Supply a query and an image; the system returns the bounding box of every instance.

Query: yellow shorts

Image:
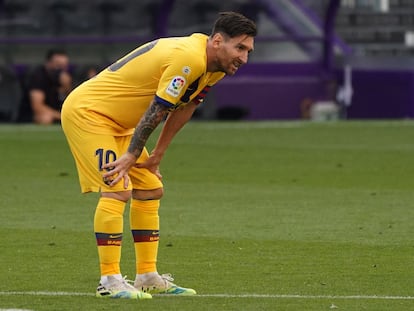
[61,116,163,193]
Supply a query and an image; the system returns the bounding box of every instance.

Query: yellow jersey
[62,33,225,135]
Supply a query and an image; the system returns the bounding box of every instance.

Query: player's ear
[211,32,224,48]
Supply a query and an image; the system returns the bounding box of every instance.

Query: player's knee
[132,188,164,200]
[101,190,132,202]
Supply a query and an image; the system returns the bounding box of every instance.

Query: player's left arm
[136,101,198,176]
[153,101,197,158]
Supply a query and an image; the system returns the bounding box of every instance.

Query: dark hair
[211,12,257,38]
[46,48,68,61]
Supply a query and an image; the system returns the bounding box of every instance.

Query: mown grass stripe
[0,291,413,300]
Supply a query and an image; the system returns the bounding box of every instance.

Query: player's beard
[215,58,240,76]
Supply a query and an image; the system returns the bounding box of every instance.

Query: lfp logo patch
[166,76,186,97]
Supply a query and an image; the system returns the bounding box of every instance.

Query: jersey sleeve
[155,49,204,109]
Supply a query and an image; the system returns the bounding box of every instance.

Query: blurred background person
[18,49,72,124]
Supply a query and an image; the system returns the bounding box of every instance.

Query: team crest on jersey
[182,66,191,75]
[166,76,186,97]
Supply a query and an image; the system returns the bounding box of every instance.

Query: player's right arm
[102,99,169,187]
[127,100,169,158]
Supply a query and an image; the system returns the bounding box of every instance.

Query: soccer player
[61,11,256,299]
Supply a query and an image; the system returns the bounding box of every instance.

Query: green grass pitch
[1,120,414,310]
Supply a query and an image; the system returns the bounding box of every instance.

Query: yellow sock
[94,197,126,276]
[130,199,160,274]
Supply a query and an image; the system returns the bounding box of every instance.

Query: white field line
[0,291,413,300]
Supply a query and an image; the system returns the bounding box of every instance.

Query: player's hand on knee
[135,155,162,180]
[102,152,136,187]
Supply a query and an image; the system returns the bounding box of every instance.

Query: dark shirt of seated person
[28,49,72,124]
